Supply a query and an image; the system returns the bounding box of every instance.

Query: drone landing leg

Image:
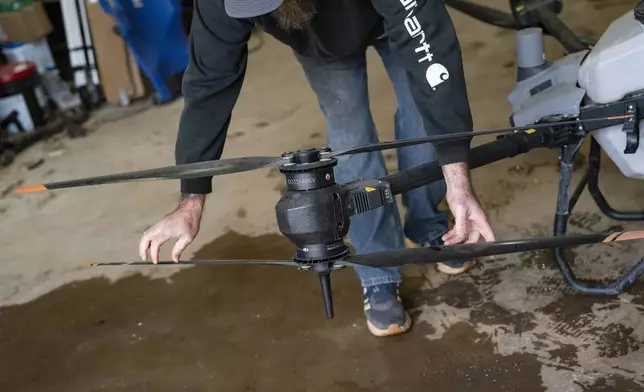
[553,139,644,295]
[587,138,644,221]
[318,270,334,319]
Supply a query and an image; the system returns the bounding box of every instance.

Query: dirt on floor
[1,231,644,392]
[2,0,644,391]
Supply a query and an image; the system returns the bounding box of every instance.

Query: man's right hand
[139,194,205,264]
[441,162,495,246]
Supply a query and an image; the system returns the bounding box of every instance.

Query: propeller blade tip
[15,184,47,194]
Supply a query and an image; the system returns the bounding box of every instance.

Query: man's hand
[441,163,495,245]
[139,194,205,264]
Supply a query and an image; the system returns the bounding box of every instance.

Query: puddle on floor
[0,231,555,392]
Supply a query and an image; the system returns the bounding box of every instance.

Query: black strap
[635,0,644,24]
[623,104,639,154]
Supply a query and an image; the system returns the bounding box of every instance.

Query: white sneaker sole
[436,260,474,275]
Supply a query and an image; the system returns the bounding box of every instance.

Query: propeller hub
[280,147,337,192]
[293,241,350,263]
[282,146,332,164]
[294,147,323,163]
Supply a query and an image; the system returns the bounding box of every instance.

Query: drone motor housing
[274,148,351,263]
[272,147,395,318]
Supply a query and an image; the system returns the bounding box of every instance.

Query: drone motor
[275,147,350,263]
[274,146,397,318]
[274,147,353,319]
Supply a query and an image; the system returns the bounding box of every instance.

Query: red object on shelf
[0,61,38,84]
[0,60,44,133]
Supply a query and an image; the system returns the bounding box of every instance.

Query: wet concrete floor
[1,0,644,390]
[1,232,643,392]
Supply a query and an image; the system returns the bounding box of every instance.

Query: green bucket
[0,0,35,13]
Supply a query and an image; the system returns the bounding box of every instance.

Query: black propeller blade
[86,259,300,267]
[15,156,288,193]
[84,229,644,320]
[15,115,631,194]
[86,230,644,269]
[341,230,644,268]
[327,115,633,158]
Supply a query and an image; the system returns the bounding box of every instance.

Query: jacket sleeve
[175,0,253,194]
[369,0,473,165]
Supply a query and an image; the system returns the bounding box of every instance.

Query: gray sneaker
[425,237,474,275]
[363,283,412,337]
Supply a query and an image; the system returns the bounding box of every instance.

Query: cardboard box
[85,1,147,104]
[0,1,53,43]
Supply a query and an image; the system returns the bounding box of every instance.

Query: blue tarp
[99,0,189,103]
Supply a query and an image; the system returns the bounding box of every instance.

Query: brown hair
[270,0,317,30]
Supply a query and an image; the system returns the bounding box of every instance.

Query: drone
[15,0,644,319]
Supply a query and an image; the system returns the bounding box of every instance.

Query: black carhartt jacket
[177,0,473,194]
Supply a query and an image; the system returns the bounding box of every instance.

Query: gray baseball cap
[225,0,284,18]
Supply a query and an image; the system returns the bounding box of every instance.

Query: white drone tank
[578,8,644,179]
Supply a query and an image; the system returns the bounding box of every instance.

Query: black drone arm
[381,123,571,195]
[444,0,592,53]
[379,97,639,196]
[331,126,558,239]
[344,179,395,216]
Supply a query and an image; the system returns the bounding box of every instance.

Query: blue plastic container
[98,0,189,103]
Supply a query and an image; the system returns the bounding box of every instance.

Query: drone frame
[381,92,644,294]
[78,100,644,318]
[426,0,644,295]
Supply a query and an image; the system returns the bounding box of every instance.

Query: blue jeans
[294,39,449,288]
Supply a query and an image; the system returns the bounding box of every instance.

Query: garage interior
[1,0,644,391]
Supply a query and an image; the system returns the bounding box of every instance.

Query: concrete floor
[1,0,644,390]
